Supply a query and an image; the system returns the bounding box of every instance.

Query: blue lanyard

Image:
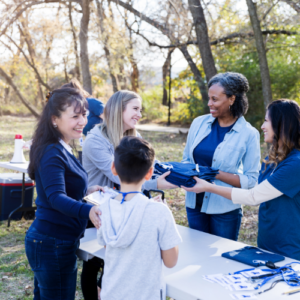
[118,191,143,204]
[233,262,300,289]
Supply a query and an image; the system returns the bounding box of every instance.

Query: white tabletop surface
[0,161,29,173]
[79,225,300,300]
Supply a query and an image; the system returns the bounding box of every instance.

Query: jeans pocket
[25,235,42,270]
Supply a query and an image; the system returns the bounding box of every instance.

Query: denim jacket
[182,114,261,214]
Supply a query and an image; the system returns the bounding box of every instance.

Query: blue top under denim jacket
[182,114,261,214]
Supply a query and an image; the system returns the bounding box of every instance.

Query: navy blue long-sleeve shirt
[33,143,93,241]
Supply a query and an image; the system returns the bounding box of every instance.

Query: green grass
[0,116,260,299]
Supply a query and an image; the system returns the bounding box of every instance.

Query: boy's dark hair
[114,136,155,184]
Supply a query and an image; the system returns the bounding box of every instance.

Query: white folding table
[0,162,36,226]
[78,225,300,300]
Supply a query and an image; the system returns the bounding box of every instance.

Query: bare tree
[68,1,81,80]
[109,0,209,103]
[79,0,92,94]
[0,67,40,118]
[246,0,273,108]
[162,49,174,106]
[95,0,119,92]
[188,0,217,81]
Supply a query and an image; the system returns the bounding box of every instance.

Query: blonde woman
[83,90,175,190]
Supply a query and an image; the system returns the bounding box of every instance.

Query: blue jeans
[186,206,242,241]
[25,225,79,300]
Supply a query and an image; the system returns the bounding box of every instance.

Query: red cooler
[0,173,34,221]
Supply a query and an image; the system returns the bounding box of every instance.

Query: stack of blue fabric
[154,161,219,188]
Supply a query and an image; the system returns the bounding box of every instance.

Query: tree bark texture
[246,0,273,108]
[0,67,40,118]
[188,0,217,81]
[162,49,174,106]
[69,1,81,80]
[79,0,92,94]
[95,0,119,93]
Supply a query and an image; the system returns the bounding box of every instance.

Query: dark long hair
[28,87,87,179]
[265,99,300,167]
[208,72,249,118]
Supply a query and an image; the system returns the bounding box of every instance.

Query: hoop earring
[229,105,231,111]
[53,124,57,128]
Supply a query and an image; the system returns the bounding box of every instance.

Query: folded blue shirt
[222,246,285,267]
[154,162,219,187]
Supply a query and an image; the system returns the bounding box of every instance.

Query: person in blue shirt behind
[61,79,105,136]
[182,72,261,241]
[26,87,103,300]
[183,99,300,260]
[83,97,104,136]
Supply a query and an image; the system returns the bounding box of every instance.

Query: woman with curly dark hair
[183,99,300,260]
[182,72,261,241]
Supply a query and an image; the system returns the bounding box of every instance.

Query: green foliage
[140,86,167,121]
[171,69,206,123]
[215,32,300,130]
[168,27,300,128]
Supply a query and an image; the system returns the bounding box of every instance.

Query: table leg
[7,173,26,227]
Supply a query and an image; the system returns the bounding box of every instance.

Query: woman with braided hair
[182,72,261,240]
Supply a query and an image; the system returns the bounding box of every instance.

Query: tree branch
[280,0,300,13]
[0,1,44,38]
[110,0,170,36]
[0,67,40,118]
[133,29,298,49]
[5,34,51,90]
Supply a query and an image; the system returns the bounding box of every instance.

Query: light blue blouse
[182,114,261,214]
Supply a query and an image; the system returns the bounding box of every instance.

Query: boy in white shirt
[97,136,182,300]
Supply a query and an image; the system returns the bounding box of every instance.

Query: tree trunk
[4,87,10,104]
[0,67,40,118]
[188,0,217,81]
[162,49,174,106]
[126,22,139,92]
[95,0,119,93]
[79,0,92,94]
[179,45,209,111]
[109,0,209,101]
[246,0,272,108]
[117,61,127,90]
[68,1,81,80]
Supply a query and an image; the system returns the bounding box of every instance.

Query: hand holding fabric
[157,171,178,190]
[181,177,212,193]
[155,162,219,188]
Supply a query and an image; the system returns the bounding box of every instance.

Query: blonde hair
[100,90,141,148]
